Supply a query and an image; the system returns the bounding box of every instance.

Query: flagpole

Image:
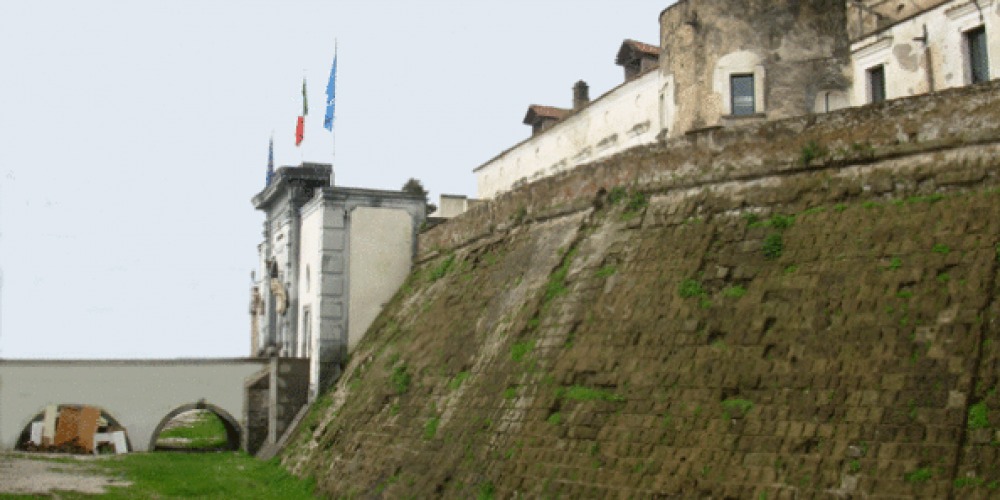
[331,40,337,185]
[301,69,306,166]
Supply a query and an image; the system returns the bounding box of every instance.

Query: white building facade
[251,164,425,399]
[850,0,999,105]
[474,41,666,200]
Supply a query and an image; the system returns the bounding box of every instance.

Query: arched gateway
[0,358,308,454]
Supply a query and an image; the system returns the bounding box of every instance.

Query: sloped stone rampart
[420,79,1000,260]
[282,81,1000,498]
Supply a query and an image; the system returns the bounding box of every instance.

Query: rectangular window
[967,26,989,84]
[867,65,886,104]
[730,74,755,116]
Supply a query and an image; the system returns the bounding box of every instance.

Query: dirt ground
[0,452,130,496]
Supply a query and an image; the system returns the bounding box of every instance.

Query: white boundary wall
[0,359,268,452]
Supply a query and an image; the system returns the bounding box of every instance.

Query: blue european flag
[323,49,337,131]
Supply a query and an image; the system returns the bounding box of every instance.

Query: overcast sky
[0,0,669,359]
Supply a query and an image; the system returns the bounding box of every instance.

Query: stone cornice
[252,164,333,210]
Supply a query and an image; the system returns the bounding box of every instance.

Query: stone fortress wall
[281,76,1000,498]
[474,0,1000,202]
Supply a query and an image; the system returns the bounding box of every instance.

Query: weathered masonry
[474,0,1000,200]
[250,163,425,400]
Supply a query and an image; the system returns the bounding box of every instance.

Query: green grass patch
[543,248,577,302]
[763,233,783,259]
[510,341,534,362]
[932,244,951,255]
[482,252,498,267]
[607,187,647,219]
[622,192,648,219]
[427,254,456,281]
[423,416,440,440]
[157,411,229,449]
[886,256,902,270]
[954,476,984,488]
[503,386,518,400]
[556,385,625,403]
[722,285,746,298]
[907,193,945,204]
[606,186,627,205]
[595,265,617,278]
[546,412,562,425]
[721,398,754,419]
[511,206,528,224]
[800,140,827,166]
[678,279,706,299]
[969,401,990,429]
[69,452,316,499]
[390,365,412,395]
[449,371,470,391]
[477,481,496,500]
[768,214,795,230]
[904,467,934,483]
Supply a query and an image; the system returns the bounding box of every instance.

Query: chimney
[573,80,590,110]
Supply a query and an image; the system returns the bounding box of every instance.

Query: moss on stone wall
[281,82,1000,498]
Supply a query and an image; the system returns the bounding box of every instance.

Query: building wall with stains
[850,0,1000,105]
[658,0,852,137]
[847,0,952,40]
[474,70,662,200]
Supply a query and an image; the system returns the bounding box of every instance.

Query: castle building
[248,0,997,401]
[474,0,998,200]
[250,163,425,399]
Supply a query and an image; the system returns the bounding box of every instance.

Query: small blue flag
[266,136,274,185]
[323,47,337,131]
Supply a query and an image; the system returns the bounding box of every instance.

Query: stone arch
[148,401,241,451]
[15,404,133,452]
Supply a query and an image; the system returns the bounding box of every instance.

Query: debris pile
[22,405,128,454]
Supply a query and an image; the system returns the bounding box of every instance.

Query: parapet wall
[421,79,1000,258]
[285,80,1000,498]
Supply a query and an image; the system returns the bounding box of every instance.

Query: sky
[0,0,670,359]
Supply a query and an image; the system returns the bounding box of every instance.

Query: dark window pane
[968,27,989,84]
[868,66,886,103]
[730,74,755,116]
